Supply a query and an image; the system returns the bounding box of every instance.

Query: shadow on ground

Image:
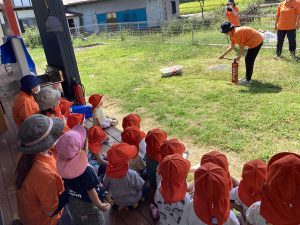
[239,80,282,94]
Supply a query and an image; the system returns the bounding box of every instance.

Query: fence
[69,14,285,48]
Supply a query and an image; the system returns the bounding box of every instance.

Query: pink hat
[56,125,88,179]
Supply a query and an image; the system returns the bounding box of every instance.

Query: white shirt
[179,201,240,225]
[230,186,249,213]
[246,201,268,225]
[154,188,191,225]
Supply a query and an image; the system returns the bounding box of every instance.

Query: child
[59,98,73,118]
[225,0,240,27]
[156,138,186,186]
[67,113,85,129]
[87,126,108,175]
[154,154,191,225]
[56,125,110,225]
[121,126,146,172]
[246,152,300,225]
[122,113,141,130]
[230,160,267,223]
[103,143,145,210]
[88,94,118,128]
[179,163,240,225]
[201,150,239,189]
[145,129,168,187]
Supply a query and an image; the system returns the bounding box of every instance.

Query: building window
[171,1,177,14]
[106,12,117,23]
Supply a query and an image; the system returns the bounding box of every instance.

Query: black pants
[276,29,296,56]
[245,42,263,81]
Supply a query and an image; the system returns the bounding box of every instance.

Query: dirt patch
[99,96,244,179]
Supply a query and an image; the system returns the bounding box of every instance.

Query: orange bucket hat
[145,128,168,163]
[121,126,145,150]
[122,114,141,130]
[87,126,107,154]
[158,154,190,203]
[194,162,231,225]
[260,153,300,225]
[106,143,138,178]
[238,159,267,207]
[88,94,103,112]
[200,151,233,189]
[160,138,186,163]
[67,113,85,129]
[59,98,73,117]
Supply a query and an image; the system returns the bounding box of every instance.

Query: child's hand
[99,203,111,212]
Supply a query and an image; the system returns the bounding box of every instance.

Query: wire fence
[69,14,290,48]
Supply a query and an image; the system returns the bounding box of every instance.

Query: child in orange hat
[67,113,85,129]
[145,128,168,187]
[87,126,108,175]
[122,113,141,130]
[230,160,267,223]
[246,152,300,225]
[88,94,118,128]
[59,98,73,118]
[121,126,146,173]
[154,154,191,224]
[179,163,239,225]
[156,138,187,186]
[103,143,146,210]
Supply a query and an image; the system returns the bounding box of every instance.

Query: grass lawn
[179,0,250,15]
[29,34,300,163]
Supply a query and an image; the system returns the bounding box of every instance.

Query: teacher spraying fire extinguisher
[219,22,264,86]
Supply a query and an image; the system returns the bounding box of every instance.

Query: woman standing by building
[274,0,300,59]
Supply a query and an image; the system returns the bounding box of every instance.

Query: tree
[197,0,205,18]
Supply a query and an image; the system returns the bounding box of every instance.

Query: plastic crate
[71,105,92,118]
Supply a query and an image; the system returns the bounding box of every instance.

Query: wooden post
[31,0,81,100]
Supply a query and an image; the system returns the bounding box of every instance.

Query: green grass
[179,0,250,15]
[29,33,300,162]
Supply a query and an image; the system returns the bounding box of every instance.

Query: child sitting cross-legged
[179,163,240,225]
[122,113,141,130]
[56,125,110,225]
[154,154,191,225]
[230,160,267,224]
[121,126,146,174]
[145,129,168,187]
[246,152,300,225]
[103,143,147,210]
[156,138,187,186]
[88,94,118,128]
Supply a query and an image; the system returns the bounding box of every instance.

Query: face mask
[32,85,41,94]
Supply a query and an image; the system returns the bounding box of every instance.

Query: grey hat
[18,114,64,154]
[35,87,61,111]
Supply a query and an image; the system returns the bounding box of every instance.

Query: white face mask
[32,85,41,94]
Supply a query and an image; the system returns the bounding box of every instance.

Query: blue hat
[20,75,40,93]
[228,0,235,3]
[220,22,234,33]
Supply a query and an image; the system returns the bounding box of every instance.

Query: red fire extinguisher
[72,79,86,105]
[231,59,238,85]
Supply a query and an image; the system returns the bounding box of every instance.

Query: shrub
[22,26,42,49]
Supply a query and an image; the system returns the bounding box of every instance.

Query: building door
[171,1,177,15]
[67,18,75,28]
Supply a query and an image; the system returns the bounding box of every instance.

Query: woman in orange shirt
[274,0,300,59]
[12,75,40,127]
[16,114,66,225]
[219,22,264,86]
[226,0,241,27]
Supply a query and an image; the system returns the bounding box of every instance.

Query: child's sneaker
[150,203,160,220]
[274,54,281,60]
